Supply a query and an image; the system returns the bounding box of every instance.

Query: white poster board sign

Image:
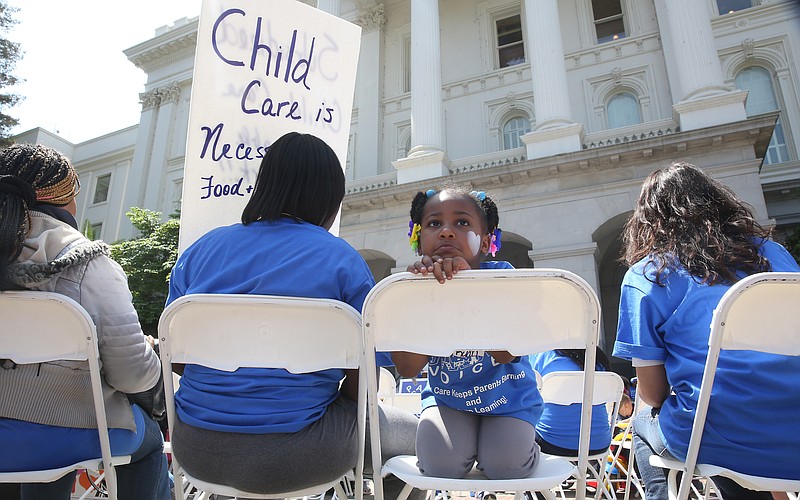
[178,0,361,252]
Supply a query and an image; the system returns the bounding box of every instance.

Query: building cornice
[124,17,199,74]
[341,113,779,214]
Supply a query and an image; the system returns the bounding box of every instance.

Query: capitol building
[15,0,800,368]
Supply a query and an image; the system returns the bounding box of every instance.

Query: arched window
[502,116,531,149]
[607,92,641,129]
[735,66,789,165]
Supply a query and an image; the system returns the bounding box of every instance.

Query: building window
[735,66,789,165]
[592,0,626,43]
[92,173,111,204]
[90,222,103,240]
[496,15,525,68]
[502,116,531,149]
[607,92,641,129]
[402,34,411,93]
[716,0,757,15]
[172,179,183,213]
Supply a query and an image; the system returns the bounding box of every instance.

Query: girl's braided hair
[409,183,499,233]
[408,182,501,255]
[0,143,80,289]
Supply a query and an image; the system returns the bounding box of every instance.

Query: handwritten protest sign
[178,0,361,252]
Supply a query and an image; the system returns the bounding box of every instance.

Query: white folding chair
[605,392,645,500]
[362,269,603,500]
[378,366,399,404]
[649,272,800,500]
[538,371,624,500]
[158,293,366,500]
[0,291,131,500]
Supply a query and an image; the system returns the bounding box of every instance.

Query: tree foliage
[109,208,179,334]
[786,227,800,265]
[0,1,22,146]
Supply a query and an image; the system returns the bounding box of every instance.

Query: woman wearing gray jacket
[0,143,170,499]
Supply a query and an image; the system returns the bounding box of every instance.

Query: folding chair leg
[535,489,559,500]
[333,481,349,500]
[395,483,415,500]
[666,469,680,500]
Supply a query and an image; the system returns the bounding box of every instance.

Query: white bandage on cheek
[467,231,481,255]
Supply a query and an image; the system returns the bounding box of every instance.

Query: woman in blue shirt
[613,162,800,500]
[168,132,418,495]
[529,349,613,457]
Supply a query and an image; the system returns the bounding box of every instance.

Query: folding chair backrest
[362,269,601,499]
[678,272,800,500]
[158,293,366,500]
[710,272,800,355]
[0,291,120,498]
[363,269,599,356]
[158,293,363,373]
[0,291,98,363]
[378,367,397,403]
[540,371,624,407]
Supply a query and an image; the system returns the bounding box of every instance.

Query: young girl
[395,184,543,480]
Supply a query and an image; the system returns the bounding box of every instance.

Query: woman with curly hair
[613,162,800,500]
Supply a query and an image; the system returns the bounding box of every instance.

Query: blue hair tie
[470,190,486,201]
[426,189,436,198]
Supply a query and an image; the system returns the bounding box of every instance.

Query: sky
[6,0,201,144]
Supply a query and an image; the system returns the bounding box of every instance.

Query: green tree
[786,227,800,265]
[109,208,180,334]
[0,1,23,146]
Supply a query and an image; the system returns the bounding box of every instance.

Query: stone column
[142,84,182,211]
[520,0,584,160]
[655,0,746,131]
[353,5,385,179]
[393,0,449,184]
[316,0,340,16]
[119,88,160,240]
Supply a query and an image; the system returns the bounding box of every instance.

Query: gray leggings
[173,396,418,495]
[416,404,539,479]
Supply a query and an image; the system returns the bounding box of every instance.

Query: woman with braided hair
[396,183,544,480]
[0,143,170,499]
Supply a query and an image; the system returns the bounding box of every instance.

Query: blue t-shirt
[167,219,375,434]
[613,239,800,479]
[420,261,544,426]
[529,350,611,452]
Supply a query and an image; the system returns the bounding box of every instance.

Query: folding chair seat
[158,293,366,500]
[0,291,131,500]
[362,269,604,500]
[648,272,800,500]
[538,371,624,500]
